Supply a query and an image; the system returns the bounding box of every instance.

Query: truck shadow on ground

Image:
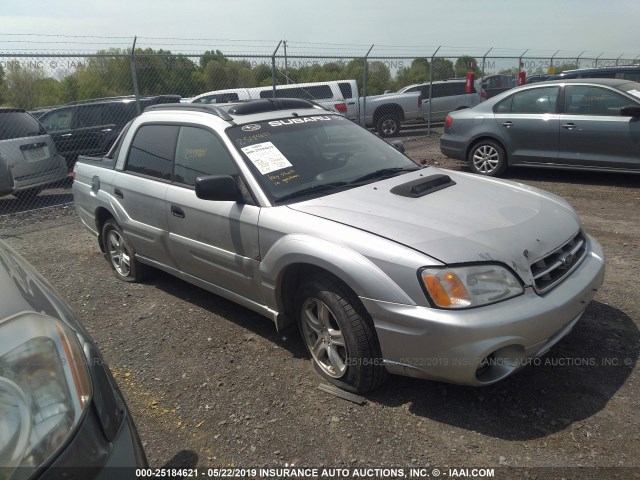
[148,271,637,442]
[368,301,638,441]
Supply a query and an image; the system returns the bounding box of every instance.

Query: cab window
[173,127,238,186]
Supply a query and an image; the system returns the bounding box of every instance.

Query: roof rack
[144,103,234,121]
[145,98,323,121]
[227,98,322,115]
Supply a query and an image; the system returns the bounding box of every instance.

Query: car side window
[508,87,559,114]
[173,126,238,186]
[76,105,103,128]
[431,84,447,98]
[494,95,513,113]
[565,85,631,116]
[126,124,179,180]
[41,108,74,131]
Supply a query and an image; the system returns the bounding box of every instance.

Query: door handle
[501,121,513,128]
[562,123,576,130]
[347,102,356,105]
[101,128,113,133]
[171,206,185,218]
[61,133,72,137]
[114,188,123,199]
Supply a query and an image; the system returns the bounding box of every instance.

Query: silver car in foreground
[0,108,68,199]
[73,99,605,393]
[440,78,640,176]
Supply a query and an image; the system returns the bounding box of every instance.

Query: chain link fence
[1,43,638,217]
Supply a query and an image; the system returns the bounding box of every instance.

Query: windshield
[227,115,419,203]
[618,81,640,100]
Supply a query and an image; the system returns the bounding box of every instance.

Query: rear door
[492,85,561,165]
[558,84,640,170]
[165,125,261,301]
[117,123,177,266]
[338,81,359,120]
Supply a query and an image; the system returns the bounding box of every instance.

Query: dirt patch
[2,133,639,476]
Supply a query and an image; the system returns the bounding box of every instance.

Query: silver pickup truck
[73,99,605,393]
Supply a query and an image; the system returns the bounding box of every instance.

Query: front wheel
[295,275,387,393]
[102,219,151,282]
[468,140,507,176]
[376,114,401,137]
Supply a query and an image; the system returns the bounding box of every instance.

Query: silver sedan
[440,78,640,176]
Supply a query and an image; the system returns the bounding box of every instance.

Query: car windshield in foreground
[227,114,420,204]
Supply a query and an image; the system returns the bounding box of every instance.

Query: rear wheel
[376,114,401,137]
[468,140,507,176]
[295,274,387,393]
[102,219,151,282]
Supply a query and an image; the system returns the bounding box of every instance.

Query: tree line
[0,48,503,110]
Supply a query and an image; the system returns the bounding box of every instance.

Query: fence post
[518,49,528,76]
[130,36,141,115]
[616,53,623,66]
[550,50,559,73]
[576,51,585,69]
[361,44,374,128]
[595,53,603,68]
[427,45,441,137]
[271,40,282,97]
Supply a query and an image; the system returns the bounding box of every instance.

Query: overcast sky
[1,0,638,60]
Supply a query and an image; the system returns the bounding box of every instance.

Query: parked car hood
[287,168,581,284]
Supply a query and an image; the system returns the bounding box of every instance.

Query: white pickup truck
[190,80,423,137]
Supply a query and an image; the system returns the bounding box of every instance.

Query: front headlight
[0,312,92,478]
[420,264,524,309]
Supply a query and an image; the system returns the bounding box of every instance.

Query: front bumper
[362,235,605,386]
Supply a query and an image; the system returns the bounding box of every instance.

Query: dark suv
[38,95,180,169]
[548,65,640,82]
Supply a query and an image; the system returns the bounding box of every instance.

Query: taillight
[418,95,423,108]
[481,90,488,99]
[71,171,76,182]
[444,116,454,129]
[334,102,347,113]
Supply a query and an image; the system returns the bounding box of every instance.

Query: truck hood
[287,168,581,284]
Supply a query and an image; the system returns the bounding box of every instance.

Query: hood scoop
[390,174,456,198]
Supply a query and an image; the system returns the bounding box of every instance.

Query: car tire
[376,114,401,137]
[295,274,387,393]
[102,219,151,282]
[468,140,507,176]
[12,187,43,202]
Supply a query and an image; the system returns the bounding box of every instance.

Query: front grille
[531,231,588,294]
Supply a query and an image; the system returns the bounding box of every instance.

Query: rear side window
[259,85,333,100]
[0,111,46,140]
[565,85,630,115]
[496,86,559,114]
[126,124,179,180]
[76,105,103,128]
[174,126,238,186]
[338,82,353,99]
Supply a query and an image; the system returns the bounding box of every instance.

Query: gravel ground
[2,131,639,479]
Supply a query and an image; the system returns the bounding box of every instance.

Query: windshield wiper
[348,166,420,185]
[275,182,349,204]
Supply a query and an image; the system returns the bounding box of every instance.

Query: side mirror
[195,175,240,202]
[620,105,640,117]
[390,140,405,153]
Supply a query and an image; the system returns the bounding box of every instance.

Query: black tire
[13,187,43,202]
[468,139,507,176]
[375,114,401,137]
[101,219,151,282]
[294,274,387,393]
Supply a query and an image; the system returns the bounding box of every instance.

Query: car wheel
[102,219,150,282]
[468,140,507,176]
[12,187,43,202]
[295,274,387,393]
[376,114,401,137]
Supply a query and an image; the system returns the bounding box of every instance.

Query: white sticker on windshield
[241,141,293,175]
[627,89,640,99]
